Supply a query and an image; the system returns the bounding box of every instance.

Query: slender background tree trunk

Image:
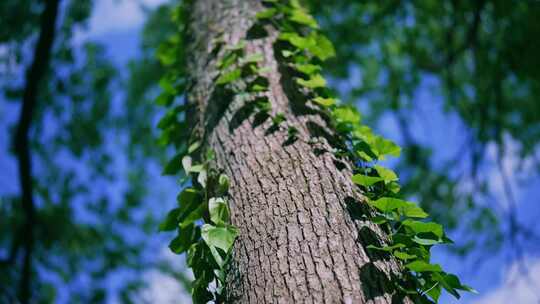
[14,0,61,302]
[185,0,411,302]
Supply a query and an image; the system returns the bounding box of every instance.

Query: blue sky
[2,0,540,303]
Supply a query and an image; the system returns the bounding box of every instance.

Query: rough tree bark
[185,1,411,303]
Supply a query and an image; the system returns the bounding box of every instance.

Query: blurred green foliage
[0,1,186,302]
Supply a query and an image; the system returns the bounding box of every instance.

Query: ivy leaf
[371,215,388,224]
[207,243,225,268]
[425,282,442,302]
[177,188,203,222]
[333,107,361,125]
[402,205,429,219]
[162,153,183,175]
[155,91,173,107]
[247,77,269,92]
[402,219,444,238]
[281,50,296,58]
[182,156,192,173]
[182,156,204,173]
[436,273,477,294]
[180,204,206,228]
[278,32,309,50]
[241,53,264,65]
[288,8,319,28]
[169,224,200,254]
[218,52,238,69]
[272,113,286,125]
[373,165,398,183]
[371,136,401,159]
[209,197,230,225]
[157,105,186,130]
[197,169,207,188]
[388,182,401,194]
[206,148,215,161]
[312,97,336,107]
[393,251,417,261]
[296,74,326,88]
[255,96,271,112]
[366,243,405,252]
[309,33,335,61]
[287,126,299,140]
[295,63,321,75]
[351,174,383,186]
[405,261,443,273]
[159,208,181,231]
[254,66,272,75]
[226,40,246,51]
[370,197,429,218]
[188,141,201,154]
[218,174,230,194]
[255,8,277,20]
[216,68,242,85]
[412,236,443,246]
[201,224,238,252]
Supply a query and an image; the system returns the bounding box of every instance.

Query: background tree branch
[14,0,61,302]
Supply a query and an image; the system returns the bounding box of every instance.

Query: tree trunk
[185,1,410,303]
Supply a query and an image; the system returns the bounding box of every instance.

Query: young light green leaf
[278,32,309,50]
[241,53,264,65]
[351,174,383,186]
[288,8,319,28]
[197,169,207,188]
[312,97,336,107]
[388,181,401,194]
[373,165,398,183]
[216,68,242,85]
[296,74,326,88]
[402,219,444,238]
[412,236,444,246]
[295,63,321,75]
[226,40,246,51]
[208,197,230,225]
[372,136,401,159]
[366,243,405,252]
[188,141,201,154]
[309,33,335,61]
[405,261,443,273]
[201,224,238,252]
[218,52,238,69]
[255,8,277,20]
[255,66,272,75]
[218,174,230,194]
[370,197,428,218]
[393,251,417,261]
[281,50,295,58]
[333,106,361,124]
[182,156,192,173]
[182,156,204,173]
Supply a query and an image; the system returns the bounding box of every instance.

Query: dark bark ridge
[13,0,61,303]
[185,1,409,303]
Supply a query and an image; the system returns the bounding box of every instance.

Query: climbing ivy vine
[258,0,476,302]
[156,0,475,303]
